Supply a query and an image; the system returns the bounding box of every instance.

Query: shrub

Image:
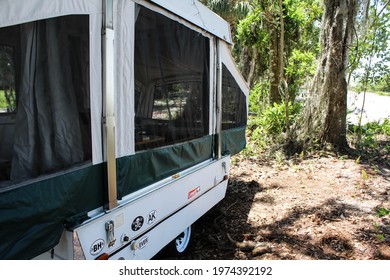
[247,101,302,151]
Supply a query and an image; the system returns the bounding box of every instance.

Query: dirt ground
[181,153,390,260]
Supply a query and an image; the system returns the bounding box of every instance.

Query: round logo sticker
[131,216,144,231]
[90,239,105,256]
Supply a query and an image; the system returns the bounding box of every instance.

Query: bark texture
[301,0,357,148]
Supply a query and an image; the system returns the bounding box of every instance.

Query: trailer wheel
[167,225,193,257]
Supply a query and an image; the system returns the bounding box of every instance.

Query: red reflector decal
[188,186,201,199]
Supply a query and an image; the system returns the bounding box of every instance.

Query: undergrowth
[245,101,302,155]
[241,105,389,166]
[347,119,390,163]
[240,82,389,166]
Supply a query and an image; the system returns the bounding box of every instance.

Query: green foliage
[248,80,269,114]
[348,0,390,91]
[286,50,316,78]
[351,120,390,148]
[283,0,322,49]
[348,119,390,159]
[235,0,321,99]
[247,100,302,150]
[233,1,254,18]
[247,76,303,154]
[362,119,390,136]
[368,72,390,93]
[201,0,253,26]
[236,8,269,48]
[376,208,390,217]
[377,233,385,242]
[282,0,321,99]
[285,49,316,94]
[373,222,386,242]
[0,90,6,108]
[0,45,16,112]
[261,102,301,135]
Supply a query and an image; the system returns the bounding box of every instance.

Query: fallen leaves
[186,154,390,260]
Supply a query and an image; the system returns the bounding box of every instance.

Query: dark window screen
[222,64,247,130]
[134,6,210,151]
[0,16,91,184]
[0,45,16,114]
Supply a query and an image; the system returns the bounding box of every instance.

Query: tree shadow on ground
[176,175,390,260]
[250,198,371,260]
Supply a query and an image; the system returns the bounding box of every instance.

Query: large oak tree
[300,0,358,148]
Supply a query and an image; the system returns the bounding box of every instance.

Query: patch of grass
[377,233,385,242]
[374,91,390,97]
[376,208,390,218]
[347,119,390,161]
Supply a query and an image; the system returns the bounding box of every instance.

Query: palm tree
[200,0,253,27]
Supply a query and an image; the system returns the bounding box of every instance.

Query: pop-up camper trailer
[0,0,248,260]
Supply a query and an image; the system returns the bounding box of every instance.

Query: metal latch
[105,220,116,247]
[222,161,227,173]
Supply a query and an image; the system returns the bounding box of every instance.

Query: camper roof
[147,0,232,44]
[0,0,232,44]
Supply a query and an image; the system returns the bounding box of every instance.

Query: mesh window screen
[222,64,247,130]
[134,6,210,151]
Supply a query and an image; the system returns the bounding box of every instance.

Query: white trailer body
[0,0,249,260]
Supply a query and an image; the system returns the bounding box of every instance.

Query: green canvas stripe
[0,128,245,260]
[117,135,213,198]
[0,164,105,259]
[222,126,247,156]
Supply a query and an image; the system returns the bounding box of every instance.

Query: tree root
[226,233,272,256]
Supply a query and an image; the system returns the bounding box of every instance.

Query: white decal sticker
[138,236,149,249]
[188,186,201,199]
[90,239,105,256]
[147,210,157,225]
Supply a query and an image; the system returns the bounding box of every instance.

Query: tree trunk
[239,46,260,88]
[278,0,289,137]
[300,0,357,148]
[247,47,258,87]
[269,24,282,105]
[239,46,252,83]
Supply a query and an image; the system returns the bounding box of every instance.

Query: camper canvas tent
[0,0,248,260]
